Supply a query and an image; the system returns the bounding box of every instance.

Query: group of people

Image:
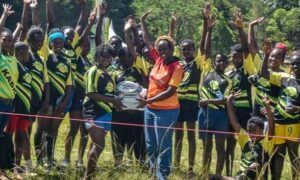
[0,1,299,180]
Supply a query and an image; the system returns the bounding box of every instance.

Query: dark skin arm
[19,0,31,41]
[42,83,50,112]
[75,0,88,35]
[141,9,154,50]
[137,86,178,108]
[95,2,106,47]
[46,0,55,34]
[199,98,227,107]
[124,18,137,61]
[86,93,124,111]
[0,4,14,36]
[78,8,97,45]
[226,92,241,132]
[200,2,210,55]
[204,14,217,60]
[168,13,177,40]
[248,17,264,57]
[260,47,270,79]
[131,20,142,55]
[30,0,40,26]
[56,85,73,115]
[262,97,275,139]
[232,12,249,58]
[12,23,23,42]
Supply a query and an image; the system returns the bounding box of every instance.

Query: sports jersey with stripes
[0,54,18,100]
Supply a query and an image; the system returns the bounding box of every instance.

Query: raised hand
[23,0,32,4]
[88,8,97,24]
[124,18,136,33]
[2,4,15,17]
[98,2,107,16]
[207,14,217,28]
[171,13,177,27]
[250,17,264,26]
[231,11,243,29]
[141,9,152,22]
[79,0,87,4]
[262,38,272,55]
[16,22,24,30]
[202,2,211,19]
[30,0,38,9]
[262,96,271,110]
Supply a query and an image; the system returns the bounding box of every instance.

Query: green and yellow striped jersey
[0,54,18,100]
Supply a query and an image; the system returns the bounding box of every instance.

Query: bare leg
[215,135,226,175]
[186,121,196,173]
[174,121,184,167]
[286,140,299,179]
[270,144,286,180]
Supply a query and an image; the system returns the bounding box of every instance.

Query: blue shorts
[198,107,229,139]
[85,113,112,131]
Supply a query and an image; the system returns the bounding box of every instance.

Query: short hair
[109,35,123,43]
[27,26,44,43]
[2,28,12,36]
[155,35,175,51]
[94,44,114,61]
[291,50,300,57]
[247,116,265,130]
[215,53,228,62]
[49,28,63,36]
[180,39,195,49]
[117,47,132,57]
[14,42,29,52]
[62,26,74,32]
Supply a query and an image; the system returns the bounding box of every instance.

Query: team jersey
[236,129,274,173]
[0,54,18,100]
[73,56,92,102]
[14,62,32,114]
[200,57,232,109]
[62,46,78,75]
[226,55,255,121]
[26,51,49,107]
[111,66,144,87]
[83,65,115,119]
[46,52,73,105]
[133,56,153,76]
[269,73,300,124]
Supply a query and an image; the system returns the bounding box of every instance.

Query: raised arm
[200,2,210,54]
[262,97,274,139]
[260,39,271,79]
[124,18,137,60]
[141,9,154,50]
[19,0,31,41]
[30,0,40,26]
[75,0,88,35]
[248,17,264,57]
[131,21,142,55]
[204,14,217,60]
[168,13,177,40]
[232,12,249,58]
[46,0,55,34]
[95,2,106,46]
[227,92,242,132]
[13,23,23,42]
[80,8,96,41]
[0,4,14,35]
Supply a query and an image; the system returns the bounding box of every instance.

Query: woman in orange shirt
[138,10,183,180]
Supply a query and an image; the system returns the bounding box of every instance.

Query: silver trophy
[117,81,146,110]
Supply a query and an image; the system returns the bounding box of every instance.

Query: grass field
[14,117,297,179]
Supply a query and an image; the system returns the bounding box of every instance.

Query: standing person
[198,13,232,176]
[63,7,97,168]
[83,44,124,179]
[5,42,31,180]
[260,50,300,180]
[0,4,19,179]
[225,12,257,176]
[174,4,210,176]
[139,10,184,180]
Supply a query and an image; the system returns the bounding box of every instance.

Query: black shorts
[70,99,83,112]
[177,108,198,122]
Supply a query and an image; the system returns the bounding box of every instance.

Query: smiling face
[180,41,195,62]
[109,37,122,52]
[63,28,75,46]
[51,38,64,54]
[80,39,91,57]
[290,53,300,78]
[268,48,284,69]
[231,51,243,69]
[29,33,44,52]
[157,40,173,60]
[0,31,13,54]
[214,54,228,73]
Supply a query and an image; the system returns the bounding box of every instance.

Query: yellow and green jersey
[26,51,49,107]
[46,52,73,106]
[83,65,115,119]
[269,73,300,124]
[14,62,32,113]
[236,129,274,174]
[199,57,232,109]
[0,54,18,100]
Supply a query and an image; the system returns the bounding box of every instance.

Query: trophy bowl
[117,81,144,110]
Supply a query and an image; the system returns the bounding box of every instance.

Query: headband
[49,32,65,43]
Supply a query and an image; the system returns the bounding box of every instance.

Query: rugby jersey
[0,54,18,100]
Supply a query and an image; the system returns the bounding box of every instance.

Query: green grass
[15,118,297,179]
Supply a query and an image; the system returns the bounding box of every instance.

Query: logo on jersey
[283,87,298,98]
[23,73,32,84]
[125,76,136,82]
[209,80,220,91]
[33,61,43,72]
[106,82,114,93]
[57,63,68,73]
